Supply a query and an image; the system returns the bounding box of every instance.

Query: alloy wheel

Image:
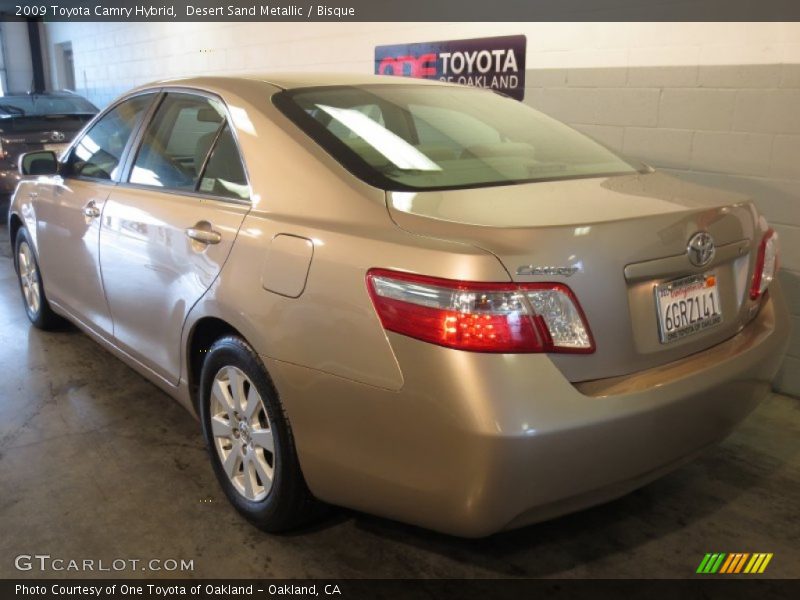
[18,241,41,316]
[209,365,275,501]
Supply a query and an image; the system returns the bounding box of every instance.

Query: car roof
[145,72,458,93]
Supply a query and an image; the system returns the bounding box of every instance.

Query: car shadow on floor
[0,225,11,259]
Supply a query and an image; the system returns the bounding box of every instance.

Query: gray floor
[0,224,798,580]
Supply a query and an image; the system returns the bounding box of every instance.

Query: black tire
[199,335,316,532]
[14,227,65,330]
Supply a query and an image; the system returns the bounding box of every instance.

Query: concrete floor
[0,224,798,580]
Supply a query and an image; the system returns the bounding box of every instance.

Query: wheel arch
[9,213,23,266]
[186,315,249,414]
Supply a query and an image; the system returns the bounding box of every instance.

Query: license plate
[655,272,722,343]
[44,143,69,155]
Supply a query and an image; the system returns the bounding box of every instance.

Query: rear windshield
[274,84,638,191]
[0,95,97,117]
[0,115,93,133]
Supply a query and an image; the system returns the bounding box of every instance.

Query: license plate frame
[654,271,722,344]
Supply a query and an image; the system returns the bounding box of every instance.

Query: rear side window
[197,125,249,200]
[65,93,153,180]
[129,93,225,191]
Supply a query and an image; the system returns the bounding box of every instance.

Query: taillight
[750,229,779,300]
[366,269,594,353]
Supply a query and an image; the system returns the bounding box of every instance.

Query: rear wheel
[199,335,316,531]
[15,228,64,330]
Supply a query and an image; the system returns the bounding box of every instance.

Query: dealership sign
[375,35,526,100]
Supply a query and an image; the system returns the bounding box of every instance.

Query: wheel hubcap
[18,242,40,315]
[210,366,275,501]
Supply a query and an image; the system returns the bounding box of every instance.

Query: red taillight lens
[750,229,779,300]
[366,269,595,353]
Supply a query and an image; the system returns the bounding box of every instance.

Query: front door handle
[186,226,222,245]
[83,202,101,218]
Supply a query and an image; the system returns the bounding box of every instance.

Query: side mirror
[18,150,59,176]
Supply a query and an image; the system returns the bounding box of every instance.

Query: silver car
[8,74,789,537]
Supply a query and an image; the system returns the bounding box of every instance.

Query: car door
[33,93,155,337]
[99,91,251,385]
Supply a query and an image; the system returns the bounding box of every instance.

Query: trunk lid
[387,172,763,382]
[0,115,91,168]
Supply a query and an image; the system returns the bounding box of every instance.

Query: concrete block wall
[41,21,800,395]
[535,65,800,394]
[0,21,34,93]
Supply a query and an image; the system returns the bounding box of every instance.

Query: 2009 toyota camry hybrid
[8,74,789,537]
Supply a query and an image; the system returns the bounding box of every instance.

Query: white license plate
[44,143,69,155]
[655,272,722,343]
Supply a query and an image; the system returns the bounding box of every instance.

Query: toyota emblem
[687,232,716,267]
[50,131,66,142]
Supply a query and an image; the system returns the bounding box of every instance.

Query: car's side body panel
[32,176,115,337]
[99,187,249,384]
[188,210,508,392]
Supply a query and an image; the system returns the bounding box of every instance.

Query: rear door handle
[186,226,222,245]
[83,202,101,218]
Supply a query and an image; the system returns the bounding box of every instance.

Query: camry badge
[687,232,716,267]
[516,265,580,277]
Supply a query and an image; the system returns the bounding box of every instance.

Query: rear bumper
[265,284,790,537]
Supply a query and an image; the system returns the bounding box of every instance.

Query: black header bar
[1,0,800,22]
[2,578,800,600]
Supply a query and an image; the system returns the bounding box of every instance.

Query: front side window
[65,93,153,180]
[129,93,226,191]
[275,85,639,191]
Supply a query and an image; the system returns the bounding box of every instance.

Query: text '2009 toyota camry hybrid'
[8,74,790,537]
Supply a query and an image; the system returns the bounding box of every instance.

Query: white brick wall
[43,22,800,107]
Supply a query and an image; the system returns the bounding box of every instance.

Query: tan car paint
[388,178,766,382]
[33,176,115,337]
[260,234,314,298]
[8,74,791,536]
[264,293,786,536]
[99,186,249,384]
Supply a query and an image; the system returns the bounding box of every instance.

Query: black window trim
[272,84,644,193]
[117,86,252,205]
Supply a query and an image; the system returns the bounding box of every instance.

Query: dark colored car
[0,91,97,210]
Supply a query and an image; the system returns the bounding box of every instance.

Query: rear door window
[129,93,226,191]
[197,125,249,200]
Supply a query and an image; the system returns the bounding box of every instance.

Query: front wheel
[199,336,316,532]
[15,227,65,330]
